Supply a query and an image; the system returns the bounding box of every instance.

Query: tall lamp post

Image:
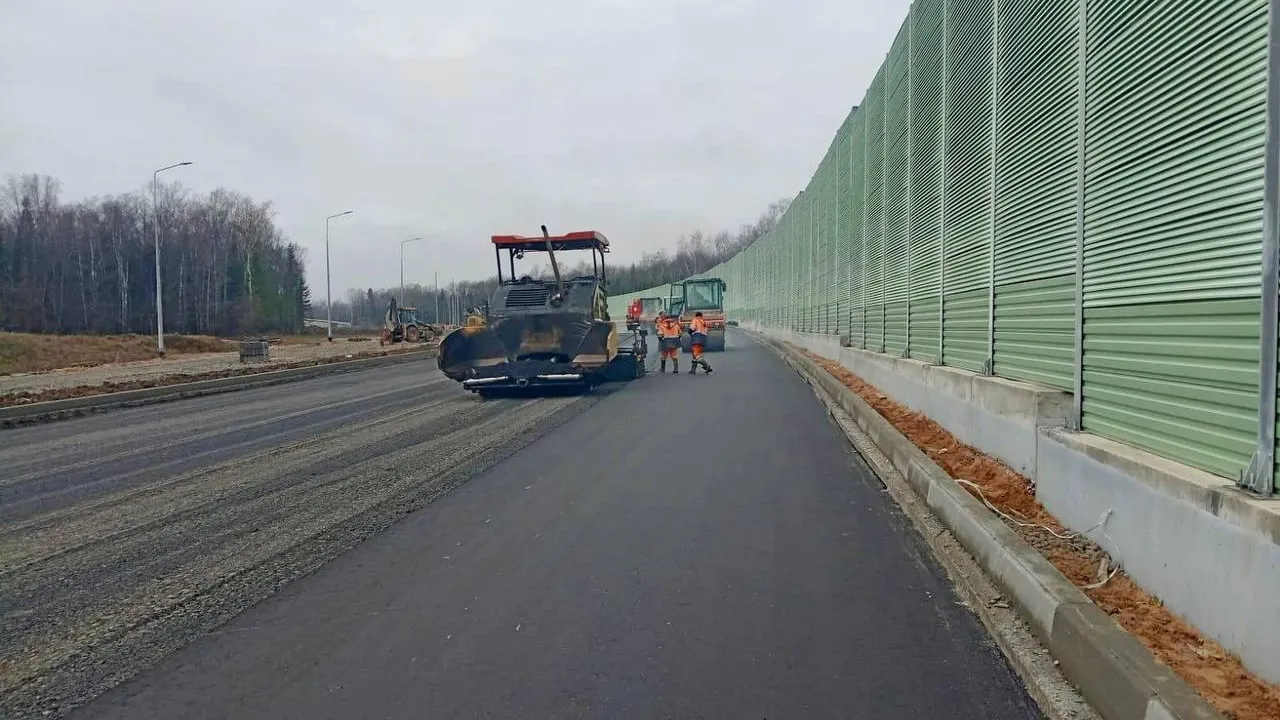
[325,210,354,341]
[400,236,424,306]
[153,161,193,356]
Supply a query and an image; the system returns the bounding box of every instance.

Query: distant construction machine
[380,298,440,345]
[436,227,647,397]
[625,295,665,330]
[671,277,728,352]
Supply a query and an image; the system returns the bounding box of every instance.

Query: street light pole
[434,271,440,323]
[400,236,423,306]
[152,161,193,356]
[325,210,354,341]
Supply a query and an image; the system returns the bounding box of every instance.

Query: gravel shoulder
[0,367,595,719]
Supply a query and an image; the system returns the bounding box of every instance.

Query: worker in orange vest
[656,311,682,373]
[686,311,714,374]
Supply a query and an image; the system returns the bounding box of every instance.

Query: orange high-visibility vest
[690,316,708,334]
[658,318,680,338]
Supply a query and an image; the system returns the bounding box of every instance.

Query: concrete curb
[0,347,436,427]
[756,331,1223,720]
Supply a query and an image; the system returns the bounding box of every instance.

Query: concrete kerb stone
[0,347,436,427]
[756,330,1224,720]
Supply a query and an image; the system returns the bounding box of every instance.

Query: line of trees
[1,167,788,337]
[0,173,310,336]
[327,198,793,327]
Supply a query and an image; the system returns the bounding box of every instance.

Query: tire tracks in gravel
[0,396,455,573]
[0,378,453,523]
[0,379,439,490]
[0,388,598,720]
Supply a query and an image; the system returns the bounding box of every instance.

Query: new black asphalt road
[5,332,1042,719]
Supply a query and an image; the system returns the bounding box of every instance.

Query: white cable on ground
[954,478,1106,541]
[1083,563,1121,590]
[954,478,1122,589]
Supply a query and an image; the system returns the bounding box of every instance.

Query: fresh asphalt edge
[0,347,437,428]
[753,330,1223,720]
[760,339,1101,720]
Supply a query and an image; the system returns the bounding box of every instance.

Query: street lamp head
[155,161,194,175]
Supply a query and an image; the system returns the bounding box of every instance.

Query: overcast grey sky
[1,0,910,295]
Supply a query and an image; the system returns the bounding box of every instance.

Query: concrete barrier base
[748,324,1280,689]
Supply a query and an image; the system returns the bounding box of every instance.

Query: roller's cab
[671,278,728,352]
[437,229,645,396]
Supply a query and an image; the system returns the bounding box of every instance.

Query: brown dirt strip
[796,346,1280,720]
[0,348,436,409]
[0,333,238,376]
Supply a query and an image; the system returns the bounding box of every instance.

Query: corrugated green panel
[808,156,819,330]
[779,219,788,327]
[837,118,854,337]
[990,0,1078,390]
[810,178,820,333]
[778,230,787,328]
[805,173,817,332]
[766,241,775,325]
[794,192,807,331]
[775,204,788,328]
[1080,0,1266,479]
[884,23,911,356]
[738,242,747,320]
[943,288,988,370]
[909,0,945,363]
[750,240,758,323]
[1083,300,1259,478]
[808,175,817,332]
[848,110,868,347]
[821,148,837,333]
[994,276,1077,388]
[739,250,748,321]
[778,229,790,328]
[885,301,909,354]
[794,185,806,328]
[827,140,842,334]
[865,70,886,352]
[775,222,786,328]
[819,147,829,333]
[941,0,993,372]
[787,192,800,329]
